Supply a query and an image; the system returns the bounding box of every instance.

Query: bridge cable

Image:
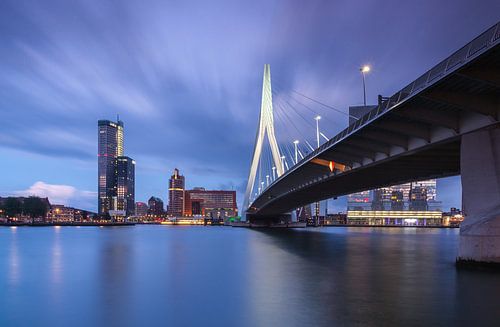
[273,80,359,121]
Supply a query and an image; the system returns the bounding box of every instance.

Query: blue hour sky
[0,0,498,212]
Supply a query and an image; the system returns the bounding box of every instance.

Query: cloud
[15,181,96,210]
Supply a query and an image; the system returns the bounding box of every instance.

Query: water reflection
[249,228,466,326]
[8,227,20,285]
[97,228,134,326]
[0,226,499,326]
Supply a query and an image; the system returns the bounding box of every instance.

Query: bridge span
[244,22,500,264]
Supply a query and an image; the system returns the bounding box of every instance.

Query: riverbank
[0,221,136,227]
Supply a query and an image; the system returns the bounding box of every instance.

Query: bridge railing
[298,22,499,168]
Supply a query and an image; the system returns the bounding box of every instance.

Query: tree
[23,196,49,223]
[3,197,22,218]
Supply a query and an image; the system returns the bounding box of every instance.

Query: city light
[360,65,370,73]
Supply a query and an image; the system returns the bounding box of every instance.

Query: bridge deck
[249,22,500,217]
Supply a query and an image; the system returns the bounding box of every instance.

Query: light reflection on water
[0,226,499,326]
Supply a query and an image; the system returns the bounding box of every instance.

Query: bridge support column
[458,127,500,265]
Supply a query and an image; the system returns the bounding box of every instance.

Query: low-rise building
[135,202,148,217]
[184,188,237,217]
[347,210,443,226]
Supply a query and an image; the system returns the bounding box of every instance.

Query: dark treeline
[0,196,50,219]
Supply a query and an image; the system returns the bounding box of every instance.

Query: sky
[0,0,498,212]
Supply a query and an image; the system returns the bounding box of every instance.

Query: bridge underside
[251,138,462,216]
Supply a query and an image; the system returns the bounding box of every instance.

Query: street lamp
[360,65,370,106]
[272,166,276,181]
[293,140,299,164]
[266,175,270,187]
[314,115,321,148]
[281,155,286,172]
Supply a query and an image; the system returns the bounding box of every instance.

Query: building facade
[148,197,164,216]
[116,156,135,216]
[98,119,124,215]
[184,188,237,218]
[98,119,136,217]
[135,202,148,217]
[347,210,443,226]
[347,190,371,211]
[167,168,185,217]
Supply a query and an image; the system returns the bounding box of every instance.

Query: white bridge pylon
[243,64,284,216]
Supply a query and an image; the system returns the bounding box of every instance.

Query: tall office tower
[168,168,185,217]
[116,156,135,216]
[98,119,124,215]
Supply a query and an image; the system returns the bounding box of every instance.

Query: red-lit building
[184,188,237,218]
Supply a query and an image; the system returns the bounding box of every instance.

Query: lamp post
[314,116,321,148]
[360,65,370,106]
[281,155,286,172]
[266,175,270,187]
[272,166,276,181]
[293,140,299,164]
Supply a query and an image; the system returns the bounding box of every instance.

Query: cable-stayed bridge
[243,22,500,264]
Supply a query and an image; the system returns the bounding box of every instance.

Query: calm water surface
[1,226,499,326]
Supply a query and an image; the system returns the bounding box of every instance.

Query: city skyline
[1,1,499,212]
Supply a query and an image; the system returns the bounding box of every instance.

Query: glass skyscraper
[116,156,135,216]
[98,119,134,217]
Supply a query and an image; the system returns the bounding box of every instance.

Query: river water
[0,226,499,326]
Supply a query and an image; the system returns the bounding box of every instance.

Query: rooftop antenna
[117,113,120,122]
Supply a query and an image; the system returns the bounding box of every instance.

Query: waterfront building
[98,119,124,215]
[325,213,347,225]
[409,186,428,211]
[442,208,464,227]
[347,190,371,211]
[167,168,185,217]
[184,187,237,217]
[45,205,94,222]
[116,156,135,217]
[371,189,384,210]
[347,210,443,226]
[390,190,404,210]
[49,205,74,222]
[135,202,148,217]
[148,196,164,216]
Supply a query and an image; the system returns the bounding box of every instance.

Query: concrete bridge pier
[458,126,500,265]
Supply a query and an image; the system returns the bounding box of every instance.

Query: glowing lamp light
[361,65,370,73]
[314,115,321,121]
[329,161,335,172]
